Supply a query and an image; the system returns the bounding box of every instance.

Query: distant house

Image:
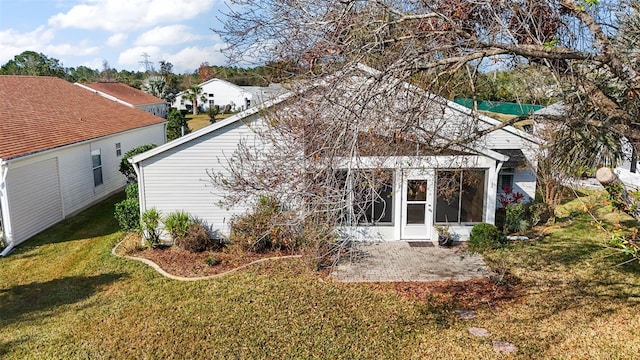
[76,82,168,118]
[532,102,640,189]
[132,65,540,243]
[172,78,255,113]
[0,76,166,254]
[240,83,287,106]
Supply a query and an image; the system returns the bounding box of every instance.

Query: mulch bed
[119,234,522,309]
[121,234,294,278]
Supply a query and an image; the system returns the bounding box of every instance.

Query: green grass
[1,192,640,358]
[186,113,235,132]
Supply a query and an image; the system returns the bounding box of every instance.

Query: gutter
[0,160,14,257]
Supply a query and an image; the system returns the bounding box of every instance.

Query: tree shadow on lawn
[0,272,126,326]
[13,192,125,252]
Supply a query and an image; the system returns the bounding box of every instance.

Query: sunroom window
[435,169,486,223]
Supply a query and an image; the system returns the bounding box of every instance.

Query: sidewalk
[330,241,493,282]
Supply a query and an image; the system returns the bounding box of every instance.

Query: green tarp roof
[454,98,544,116]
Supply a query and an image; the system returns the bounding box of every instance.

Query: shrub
[114,198,140,231]
[230,195,302,253]
[469,223,505,252]
[119,144,157,183]
[179,223,213,252]
[166,109,191,141]
[164,211,191,243]
[527,202,553,227]
[504,202,530,234]
[125,182,138,200]
[141,208,162,248]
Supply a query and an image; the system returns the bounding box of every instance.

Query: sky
[0,0,236,74]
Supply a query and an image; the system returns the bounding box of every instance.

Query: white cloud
[0,26,56,63]
[118,45,162,70]
[49,0,217,32]
[79,58,105,71]
[135,25,202,46]
[0,26,99,66]
[164,45,227,73]
[107,33,128,47]
[46,41,100,58]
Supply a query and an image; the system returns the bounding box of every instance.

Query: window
[335,169,394,225]
[498,168,514,192]
[115,142,122,157]
[91,149,103,187]
[208,93,214,98]
[435,169,486,223]
[209,99,215,107]
[180,99,185,105]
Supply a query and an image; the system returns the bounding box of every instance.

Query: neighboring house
[172,78,254,113]
[240,83,287,106]
[132,65,540,243]
[0,76,166,254]
[75,82,168,118]
[532,102,640,190]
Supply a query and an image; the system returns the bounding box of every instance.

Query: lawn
[186,113,235,132]
[1,191,639,359]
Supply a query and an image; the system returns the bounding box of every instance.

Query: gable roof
[0,76,166,160]
[175,78,252,98]
[76,82,164,106]
[132,64,541,165]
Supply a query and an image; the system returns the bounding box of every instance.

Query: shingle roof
[80,82,164,105]
[0,76,166,160]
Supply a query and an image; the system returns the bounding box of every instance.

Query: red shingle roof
[80,82,164,105]
[0,76,166,160]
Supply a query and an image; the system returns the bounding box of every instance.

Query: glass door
[401,170,434,239]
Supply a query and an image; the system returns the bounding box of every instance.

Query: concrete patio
[330,241,493,282]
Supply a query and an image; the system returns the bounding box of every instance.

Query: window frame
[115,142,122,157]
[435,169,487,225]
[498,167,515,192]
[337,169,395,226]
[91,149,103,187]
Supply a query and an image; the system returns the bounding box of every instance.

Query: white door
[401,170,434,239]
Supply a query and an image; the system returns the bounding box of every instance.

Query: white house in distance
[132,65,540,243]
[532,102,640,190]
[75,82,168,118]
[0,76,166,255]
[172,78,255,113]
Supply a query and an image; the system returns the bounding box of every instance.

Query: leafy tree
[198,62,217,82]
[0,51,67,78]
[119,144,157,183]
[68,65,100,83]
[166,109,191,141]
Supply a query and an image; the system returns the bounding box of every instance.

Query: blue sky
[0,0,235,74]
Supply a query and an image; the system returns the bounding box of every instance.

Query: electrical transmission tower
[139,52,153,72]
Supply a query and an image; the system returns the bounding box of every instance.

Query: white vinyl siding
[1,123,166,246]
[5,158,63,244]
[138,115,265,236]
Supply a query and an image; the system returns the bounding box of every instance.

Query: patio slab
[330,241,493,282]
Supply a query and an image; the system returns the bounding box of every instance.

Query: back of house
[131,65,540,243]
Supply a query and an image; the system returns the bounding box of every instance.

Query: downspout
[130,158,146,246]
[0,160,15,257]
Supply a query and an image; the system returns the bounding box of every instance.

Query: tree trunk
[595,167,640,221]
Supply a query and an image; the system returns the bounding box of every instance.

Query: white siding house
[172,78,255,113]
[132,65,541,243]
[0,76,166,255]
